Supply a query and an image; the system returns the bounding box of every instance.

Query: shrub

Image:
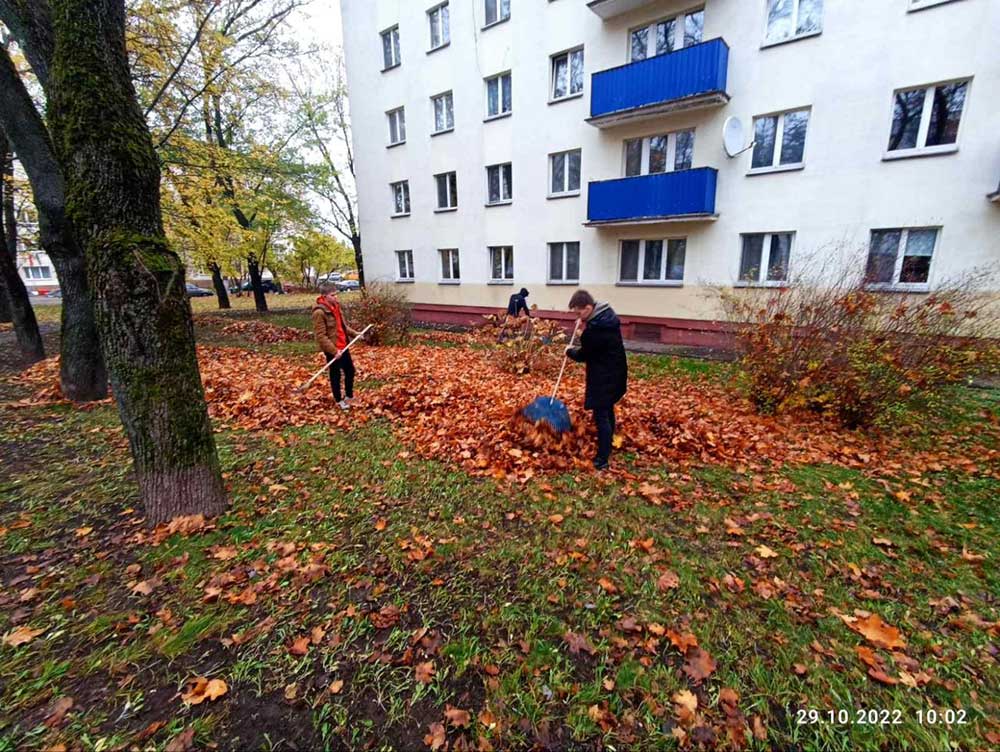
[475,315,571,375]
[342,281,412,346]
[718,255,1000,428]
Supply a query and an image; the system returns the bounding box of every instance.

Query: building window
[484,0,510,27]
[486,163,513,205]
[619,239,686,284]
[381,26,401,70]
[548,242,580,284]
[549,150,581,196]
[439,248,461,282]
[887,80,969,156]
[739,233,793,285]
[629,8,704,61]
[395,250,415,281]
[435,171,458,210]
[432,91,454,134]
[485,72,512,118]
[750,109,809,171]
[387,107,406,145]
[428,3,450,50]
[23,266,52,280]
[909,0,962,11]
[763,0,823,46]
[623,130,695,177]
[390,180,410,216]
[551,47,584,101]
[865,228,938,289]
[489,246,514,282]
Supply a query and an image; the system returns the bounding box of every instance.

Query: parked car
[236,280,284,294]
[46,289,63,299]
[185,283,213,298]
[318,272,344,284]
[335,279,360,292]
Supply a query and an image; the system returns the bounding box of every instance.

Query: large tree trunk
[0,43,107,400]
[208,262,230,309]
[45,0,226,524]
[0,138,45,362]
[246,255,267,313]
[351,232,365,289]
[0,275,11,322]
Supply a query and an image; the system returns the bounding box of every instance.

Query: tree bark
[208,262,230,309]
[351,232,364,289]
[0,274,11,322]
[0,138,45,362]
[247,255,267,313]
[0,45,107,400]
[45,0,226,523]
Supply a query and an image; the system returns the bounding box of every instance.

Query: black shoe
[593,458,609,471]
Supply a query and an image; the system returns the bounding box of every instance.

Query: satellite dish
[723,116,754,158]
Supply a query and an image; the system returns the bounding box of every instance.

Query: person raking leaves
[312,285,366,410]
[565,290,628,471]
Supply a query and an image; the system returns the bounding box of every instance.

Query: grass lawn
[1,308,997,751]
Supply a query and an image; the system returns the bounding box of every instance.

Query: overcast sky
[291,0,344,54]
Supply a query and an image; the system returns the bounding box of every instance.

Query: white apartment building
[340,0,1000,344]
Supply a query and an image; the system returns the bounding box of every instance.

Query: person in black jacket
[565,290,628,470]
[507,288,531,318]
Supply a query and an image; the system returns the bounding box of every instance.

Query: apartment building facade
[340,0,1000,344]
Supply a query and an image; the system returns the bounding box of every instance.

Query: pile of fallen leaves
[202,318,312,344]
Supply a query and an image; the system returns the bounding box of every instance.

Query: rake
[295,324,373,393]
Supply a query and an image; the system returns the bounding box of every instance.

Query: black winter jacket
[567,303,628,410]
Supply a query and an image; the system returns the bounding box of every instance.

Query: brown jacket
[312,306,348,356]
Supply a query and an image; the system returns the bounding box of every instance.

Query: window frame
[483,0,511,29]
[864,227,940,292]
[548,149,582,198]
[883,78,971,161]
[438,248,461,284]
[395,249,415,282]
[549,46,585,103]
[735,232,794,287]
[627,7,705,62]
[485,162,513,206]
[430,90,455,135]
[427,2,450,52]
[908,0,966,11]
[389,180,411,217]
[484,71,512,120]
[488,245,515,284]
[547,241,581,285]
[747,107,811,174]
[380,25,401,71]
[622,129,695,177]
[434,171,459,212]
[761,0,824,49]
[386,107,406,146]
[617,238,687,286]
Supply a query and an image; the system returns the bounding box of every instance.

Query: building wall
[340,0,1000,333]
[16,250,58,294]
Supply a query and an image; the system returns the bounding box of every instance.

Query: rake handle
[297,324,374,393]
[550,319,581,402]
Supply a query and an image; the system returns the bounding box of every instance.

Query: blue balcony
[588,39,730,128]
[586,168,718,226]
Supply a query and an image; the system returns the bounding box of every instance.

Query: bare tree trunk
[247,255,267,313]
[208,262,230,309]
[45,0,226,523]
[351,232,364,289]
[0,275,11,322]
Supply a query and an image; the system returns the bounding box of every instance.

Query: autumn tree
[276,228,353,287]
[0,0,228,522]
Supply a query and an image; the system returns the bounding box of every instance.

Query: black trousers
[326,350,355,402]
[592,405,616,464]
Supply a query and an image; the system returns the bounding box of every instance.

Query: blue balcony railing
[589,39,729,126]
[587,168,718,224]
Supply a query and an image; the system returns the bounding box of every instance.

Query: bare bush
[474,315,571,375]
[343,281,412,346]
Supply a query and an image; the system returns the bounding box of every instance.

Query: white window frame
[427,2,450,51]
[883,79,971,161]
[439,248,461,284]
[549,149,582,198]
[864,227,940,292]
[761,0,823,49]
[386,107,406,146]
[395,250,415,282]
[549,47,585,103]
[736,232,794,287]
[23,266,52,280]
[617,238,686,286]
[484,72,512,120]
[488,245,514,284]
[627,7,705,62]
[622,130,695,177]
[431,91,454,135]
[547,242,581,285]
[434,171,459,211]
[485,163,513,205]
[483,0,510,29]
[748,108,810,174]
[380,25,401,70]
[390,180,410,217]
[908,0,965,12]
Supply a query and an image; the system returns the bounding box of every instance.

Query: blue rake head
[521,396,572,434]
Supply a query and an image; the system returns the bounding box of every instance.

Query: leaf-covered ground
[1,312,998,751]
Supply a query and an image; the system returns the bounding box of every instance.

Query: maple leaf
[672,689,698,724]
[867,668,899,685]
[839,613,906,649]
[424,721,447,750]
[374,518,387,531]
[415,661,436,684]
[855,645,881,669]
[597,577,618,594]
[181,677,228,705]
[2,626,45,647]
[165,728,196,752]
[445,705,471,728]
[288,636,311,656]
[657,570,680,591]
[682,647,717,684]
[755,545,779,559]
[563,630,596,655]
